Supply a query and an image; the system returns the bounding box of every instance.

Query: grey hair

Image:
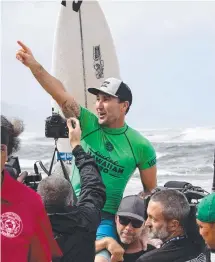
[150,189,190,227]
[37,175,73,207]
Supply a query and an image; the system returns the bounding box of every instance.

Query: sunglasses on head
[119,216,143,228]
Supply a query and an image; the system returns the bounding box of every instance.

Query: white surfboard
[51,0,120,159]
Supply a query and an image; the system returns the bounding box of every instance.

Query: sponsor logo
[89,149,124,177]
[101,80,110,89]
[147,157,156,167]
[93,45,104,79]
[57,152,73,161]
[0,212,23,238]
[105,141,114,152]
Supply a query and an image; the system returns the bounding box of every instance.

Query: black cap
[117,195,146,222]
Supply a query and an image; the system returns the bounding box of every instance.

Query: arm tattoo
[31,64,44,77]
[61,99,80,118]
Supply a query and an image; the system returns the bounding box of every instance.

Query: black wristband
[72,145,84,157]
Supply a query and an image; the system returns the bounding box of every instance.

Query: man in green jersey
[16,41,157,262]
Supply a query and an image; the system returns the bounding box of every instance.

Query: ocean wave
[142,126,215,143]
[19,158,50,169]
[20,132,44,141]
[179,127,215,142]
[20,132,55,146]
[156,152,168,159]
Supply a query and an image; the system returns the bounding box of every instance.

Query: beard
[148,225,169,242]
[119,230,139,245]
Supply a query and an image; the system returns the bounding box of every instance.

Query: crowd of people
[0,41,214,262]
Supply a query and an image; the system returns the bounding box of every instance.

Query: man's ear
[124,101,129,110]
[120,101,129,113]
[168,219,180,232]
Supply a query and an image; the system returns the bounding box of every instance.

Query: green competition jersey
[71,107,156,214]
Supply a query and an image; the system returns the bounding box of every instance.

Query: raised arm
[67,118,106,210]
[16,41,80,118]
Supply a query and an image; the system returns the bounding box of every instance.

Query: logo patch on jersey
[105,141,114,152]
[0,212,23,238]
[147,157,156,167]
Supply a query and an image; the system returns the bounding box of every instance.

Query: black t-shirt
[136,238,207,262]
[123,244,155,262]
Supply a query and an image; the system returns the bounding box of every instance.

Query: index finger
[17,40,30,52]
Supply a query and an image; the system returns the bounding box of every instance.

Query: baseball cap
[196,193,215,223]
[117,195,145,222]
[88,77,132,106]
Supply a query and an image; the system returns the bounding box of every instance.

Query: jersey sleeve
[78,106,100,138]
[138,139,157,170]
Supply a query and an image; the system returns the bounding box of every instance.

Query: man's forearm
[95,238,107,253]
[30,63,66,103]
[30,62,80,118]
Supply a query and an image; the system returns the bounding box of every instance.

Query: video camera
[6,156,42,191]
[149,180,209,204]
[45,113,69,139]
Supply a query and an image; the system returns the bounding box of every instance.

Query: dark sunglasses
[119,216,143,228]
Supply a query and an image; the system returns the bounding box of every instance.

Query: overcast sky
[1,1,215,129]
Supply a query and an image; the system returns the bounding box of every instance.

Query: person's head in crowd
[1,115,24,172]
[115,195,146,245]
[145,189,190,242]
[196,193,215,251]
[37,174,73,207]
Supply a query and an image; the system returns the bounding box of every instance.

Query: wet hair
[150,189,190,228]
[37,175,73,207]
[1,115,24,156]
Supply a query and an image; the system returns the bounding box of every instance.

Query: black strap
[35,139,77,204]
[48,144,57,176]
[55,147,70,182]
[162,235,187,247]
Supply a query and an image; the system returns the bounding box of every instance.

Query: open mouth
[98,112,106,119]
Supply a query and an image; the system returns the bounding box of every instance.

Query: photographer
[1,115,62,261]
[37,118,106,262]
[136,189,207,262]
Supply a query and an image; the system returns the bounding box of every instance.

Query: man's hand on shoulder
[104,237,124,262]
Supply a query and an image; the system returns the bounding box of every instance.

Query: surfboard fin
[61,1,66,7]
[72,1,83,12]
